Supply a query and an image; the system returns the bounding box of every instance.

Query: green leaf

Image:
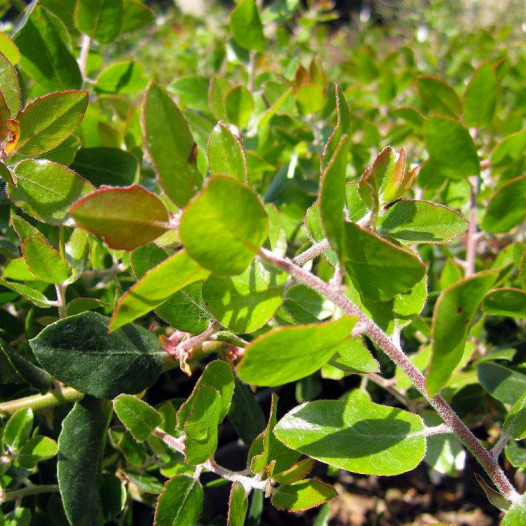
[274,399,426,475]
[17,435,58,468]
[377,200,468,244]
[95,61,147,94]
[319,134,349,263]
[416,76,462,117]
[0,34,21,66]
[481,176,526,233]
[502,494,526,526]
[177,360,235,425]
[228,481,248,526]
[111,250,209,331]
[426,271,497,396]
[14,5,82,91]
[22,237,71,283]
[66,298,106,316]
[0,51,21,116]
[207,122,248,183]
[142,82,202,208]
[208,75,232,121]
[237,317,357,386]
[75,0,123,43]
[70,185,169,250]
[343,222,426,302]
[202,259,287,333]
[154,475,203,526]
[71,147,138,187]
[15,91,88,156]
[58,396,112,526]
[322,84,351,170]
[9,159,93,226]
[3,408,33,451]
[114,394,162,442]
[491,130,526,165]
[227,377,267,445]
[483,288,526,319]
[272,458,315,484]
[120,0,155,33]
[463,63,497,128]
[0,338,52,392]
[182,385,221,464]
[225,85,255,128]
[271,479,337,512]
[30,312,163,399]
[0,279,55,308]
[477,362,526,405]
[180,175,268,275]
[230,0,265,52]
[328,336,379,374]
[424,116,480,179]
[295,84,324,116]
[502,392,526,441]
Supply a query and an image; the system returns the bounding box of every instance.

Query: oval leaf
[75,0,123,43]
[154,475,203,526]
[58,396,112,526]
[208,122,248,183]
[113,394,162,442]
[16,91,88,156]
[228,481,248,526]
[271,479,337,512]
[463,63,497,128]
[0,51,21,116]
[274,399,426,476]
[22,237,72,284]
[416,76,462,117]
[142,82,202,208]
[230,0,265,52]
[483,288,526,319]
[30,312,163,399]
[9,159,94,226]
[180,175,268,275]
[237,317,357,387]
[70,184,170,250]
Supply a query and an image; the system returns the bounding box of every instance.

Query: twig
[0,386,83,416]
[293,239,330,266]
[257,247,519,502]
[54,283,67,319]
[78,34,92,81]
[465,175,479,277]
[0,484,59,504]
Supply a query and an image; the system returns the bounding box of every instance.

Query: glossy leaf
[225,85,255,128]
[14,5,82,91]
[343,222,426,302]
[75,0,123,43]
[228,481,248,526]
[95,61,147,94]
[322,84,351,170]
[481,176,526,233]
[3,408,33,451]
[272,458,315,484]
[426,271,497,396]
[58,396,112,526]
[30,312,163,399]
[71,147,138,186]
[177,360,235,425]
[9,159,94,226]
[15,91,88,156]
[483,288,526,319]
[0,51,21,116]
[0,34,20,65]
[180,175,268,275]
[424,117,480,179]
[111,250,209,331]
[70,185,170,250]
[230,0,265,52]
[154,475,203,526]
[416,76,462,117]
[319,134,349,263]
[502,392,526,441]
[328,337,379,374]
[208,122,248,183]
[18,436,58,469]
[22,237,72,284]
[202,259,287,333]
[237,317,357,386]
[271,479,337,512]
[274,399,426,475]
[377,200,468,244]
[142,83,202,208]
[477,362,526,404]
[463,63,497,128]
[114,394,162,442]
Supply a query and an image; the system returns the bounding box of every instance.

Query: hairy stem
[257,247,519,501]
[0,386,83,416]
[78,34,92,81]
[465,175,479,277]
[55,283,67,319]
[293,239,330,266]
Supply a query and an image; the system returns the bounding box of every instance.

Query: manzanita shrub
[0,0,525,524]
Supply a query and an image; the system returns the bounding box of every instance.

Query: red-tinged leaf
[0,50,21,116]
[271,479,337,512]
[15,91,89,156]
[70,185,170,250]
